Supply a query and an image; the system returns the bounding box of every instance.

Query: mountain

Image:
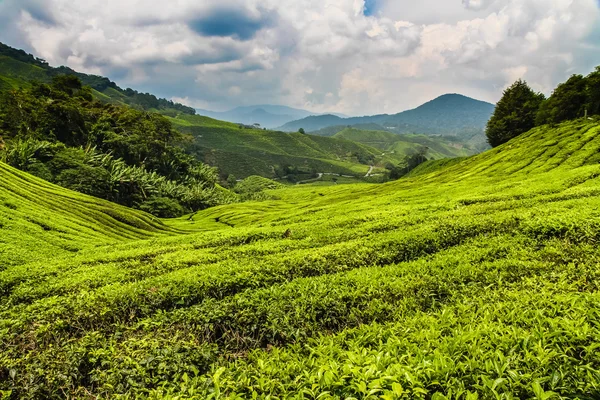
[196,105,347,129]
[278,94,495,145]
[0,42,196,115]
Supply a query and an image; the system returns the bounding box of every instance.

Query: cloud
[462,0,496,11]
[188,6,277,40]
[0,0,598,115]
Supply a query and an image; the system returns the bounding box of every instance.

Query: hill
[169,114,404,180]
[3,120,600,398]
[278,94,495,148]
[0,161,176,268]
[0,42,195,115]
[333,127,474,159]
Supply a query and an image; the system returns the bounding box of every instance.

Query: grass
[2,120,600,398]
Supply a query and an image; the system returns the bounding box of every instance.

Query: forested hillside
[0,75,233,217]
[0,42,195,115]
[0,42,448,185]
[169,114,403,180]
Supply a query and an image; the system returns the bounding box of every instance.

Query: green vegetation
[486,80,545,147]
[333,127,474,159]
[488,66,600,147]
[3,119,600,398]
[0,42,195,115]
[170,115,392,180]
[0,76,232,216]
[0,43,488,186]
[0,161,177,268]
[232,175,284,201]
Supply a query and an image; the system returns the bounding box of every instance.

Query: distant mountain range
[278,94,495,146]
[196,105,347,129]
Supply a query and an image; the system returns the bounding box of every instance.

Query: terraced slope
[2,120,600,398]
[333,127,475,159]
[170,115,400,179]
[0,162,177,267]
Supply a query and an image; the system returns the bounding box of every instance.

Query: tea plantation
[2,120,600,399]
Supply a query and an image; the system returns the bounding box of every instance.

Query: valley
[2,120,600,398]
[2,26,600,400]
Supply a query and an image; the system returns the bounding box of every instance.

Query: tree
[586,67,600,116]
[536,74,588,125]
[387,147,429,180]
[298,128,306,134]
[227,174,238,188]
[486,80,545,148]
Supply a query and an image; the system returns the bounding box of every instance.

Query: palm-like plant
[1,138,51,169]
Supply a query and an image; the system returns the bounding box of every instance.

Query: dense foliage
[0,76,232,216]
[3,120,600,398]
[0,42,196,115]
[488,66,600,147]
[485,80,545,147]
[536,73,591,125]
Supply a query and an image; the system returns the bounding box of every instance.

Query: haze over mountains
[195,105,347,129]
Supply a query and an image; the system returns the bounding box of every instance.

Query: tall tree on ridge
[486,80,545,148]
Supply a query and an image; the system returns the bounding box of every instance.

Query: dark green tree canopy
[0,76,230,216]
[536,74,588,125]
[486,80,545,148]
[586,67,600,116]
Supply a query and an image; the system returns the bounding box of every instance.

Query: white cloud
[1,0,599,115]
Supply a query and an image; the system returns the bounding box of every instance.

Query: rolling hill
[169,114,399,179]
[3,119,600,398]
[333,127,474,159]
[279,93,495,148]
[0,42,466,184]
[0,161,177,268]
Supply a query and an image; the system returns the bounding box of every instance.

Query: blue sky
[363,0,378,16]
[1,0,599,115]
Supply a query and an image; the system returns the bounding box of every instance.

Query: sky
[0,0,599,116]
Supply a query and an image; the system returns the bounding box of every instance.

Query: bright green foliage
[2,120,600,398]
[536,74,589,125]
[0,162,177,268]
[486,80,545,147]
[233,175,284,201]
